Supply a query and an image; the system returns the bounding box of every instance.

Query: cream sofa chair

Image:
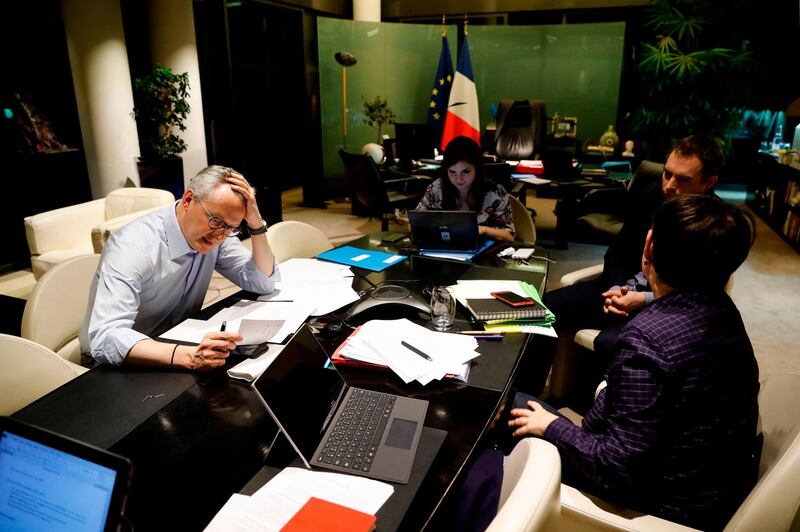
[266,220,333,262]
[21,254,100,365]
[0,334,85,415]
[487,438,561,532]
[554,371,800,531]
[24,187,175,279]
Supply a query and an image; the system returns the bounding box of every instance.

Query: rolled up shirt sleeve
[214,237,280,293]
[83,240,151,366]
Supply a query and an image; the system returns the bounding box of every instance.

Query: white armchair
[24,187,175,279]
[556,371,800,531]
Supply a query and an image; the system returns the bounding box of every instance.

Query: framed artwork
[552,116,577,138]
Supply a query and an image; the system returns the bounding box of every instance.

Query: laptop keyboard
[316,389,396,472]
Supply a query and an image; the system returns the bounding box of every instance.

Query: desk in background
[13,242,549,531]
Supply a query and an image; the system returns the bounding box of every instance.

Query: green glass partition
[469,23,625,146]
[318,18,625,182]
[318,18,456,179]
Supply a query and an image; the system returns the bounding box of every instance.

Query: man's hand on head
[225,172,263,231]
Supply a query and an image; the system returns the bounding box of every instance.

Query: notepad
[465,297,548,321]
[281,497,376,532]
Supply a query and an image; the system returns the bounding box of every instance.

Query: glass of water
[430,286,456,331]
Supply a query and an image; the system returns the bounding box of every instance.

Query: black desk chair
[339,150,431,231]
[494,99,547,160]
[573,160,664,242]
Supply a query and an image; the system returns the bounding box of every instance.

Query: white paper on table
[512,174,551,185]
[227,344,285,382]
[237,467,393,530]
[522,325,558,337]
[237,319,285,345]
[344,319,480,385]
[160,301,312,344]
[258,258,359,316]
[203,493,250,532]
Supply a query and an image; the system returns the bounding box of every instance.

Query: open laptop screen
[252,326,347,461]
[408,210,481,251]
[0,417,131,532]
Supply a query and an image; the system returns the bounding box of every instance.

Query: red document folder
[281,497,376,532]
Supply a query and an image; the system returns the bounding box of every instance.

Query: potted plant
[361,95,396,143]
[132,65,190,198]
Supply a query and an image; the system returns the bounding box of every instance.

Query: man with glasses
[80,165,279,370]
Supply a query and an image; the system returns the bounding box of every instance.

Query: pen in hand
[401,340,433,362]
[220,321,227,332]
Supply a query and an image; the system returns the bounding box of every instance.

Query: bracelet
[170,344,179,367]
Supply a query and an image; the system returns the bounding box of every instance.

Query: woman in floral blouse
[416,136,515,242]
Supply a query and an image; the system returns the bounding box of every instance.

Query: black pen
[220,321,227,332]
[401,341,433,362]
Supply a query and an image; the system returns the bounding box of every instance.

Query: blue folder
[315,245,407,272]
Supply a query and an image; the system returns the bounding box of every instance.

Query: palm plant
[627,0,755,156]
[132,65,190,159]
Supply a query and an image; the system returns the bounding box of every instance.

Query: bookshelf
[747,158,800,253]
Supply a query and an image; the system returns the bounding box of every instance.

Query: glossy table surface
[13,240,550,531]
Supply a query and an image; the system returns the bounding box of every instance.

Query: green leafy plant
[132,65,190,158]
[626,0,755,156]
[361,95,396,142]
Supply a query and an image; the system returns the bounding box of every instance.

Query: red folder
[281,497,376,532]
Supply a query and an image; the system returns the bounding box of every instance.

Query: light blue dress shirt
[80,203,279,365]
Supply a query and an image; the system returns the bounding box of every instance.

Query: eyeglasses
[196,198,241,236]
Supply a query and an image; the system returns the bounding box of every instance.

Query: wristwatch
[248,219,267,235]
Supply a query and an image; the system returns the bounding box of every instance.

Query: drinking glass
[430,286,456,331]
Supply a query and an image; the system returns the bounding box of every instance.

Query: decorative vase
[599,125,619,148]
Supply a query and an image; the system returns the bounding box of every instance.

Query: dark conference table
[13,236,549,531]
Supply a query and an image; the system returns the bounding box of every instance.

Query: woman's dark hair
[651,194,754,293]
[670,135,725,180]
[439,136,486,210]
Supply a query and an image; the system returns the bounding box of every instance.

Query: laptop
[252,325,429,484]
[408,210,481,252]
[0,416,132,532]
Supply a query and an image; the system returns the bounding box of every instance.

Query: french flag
[441,34,480,150]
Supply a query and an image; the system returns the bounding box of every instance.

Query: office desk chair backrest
[495,99,546,160]
[21,254,100,365]
[508,195,536,244]
[267,221,333,262]
[339,149,389,214]
[628,160,664,194]
[486,438,561,532]
[0,334,84,415]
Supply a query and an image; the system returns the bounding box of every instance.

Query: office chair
[494,99,547,160]
[574,160,665,242]
[339,149,430,231]
[0,334,85,415]
[266,220,333,262]
[508,195,537,244]
[555,371,800,531]
[486,438,561,532]
[21,254,100,365]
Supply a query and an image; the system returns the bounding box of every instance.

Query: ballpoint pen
[401,340,433,361]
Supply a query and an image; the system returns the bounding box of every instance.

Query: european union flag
[427,35,454,150]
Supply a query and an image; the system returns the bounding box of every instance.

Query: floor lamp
[334,51,357,148]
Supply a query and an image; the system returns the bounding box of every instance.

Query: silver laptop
[252,325,428,484]
[408,209,481,252]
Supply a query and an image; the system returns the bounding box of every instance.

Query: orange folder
[281,497,376,532]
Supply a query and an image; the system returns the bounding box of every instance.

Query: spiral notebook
[465,297,548,321]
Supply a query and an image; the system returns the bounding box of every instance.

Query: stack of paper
[258,258,360,316]
[334,319,479,385]
[160,300,314,345]
[204,467,393,532]
[450,280,557,337]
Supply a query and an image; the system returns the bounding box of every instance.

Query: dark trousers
[513,280,628,400]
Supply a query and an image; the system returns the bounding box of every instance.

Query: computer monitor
[394,123,436,164]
